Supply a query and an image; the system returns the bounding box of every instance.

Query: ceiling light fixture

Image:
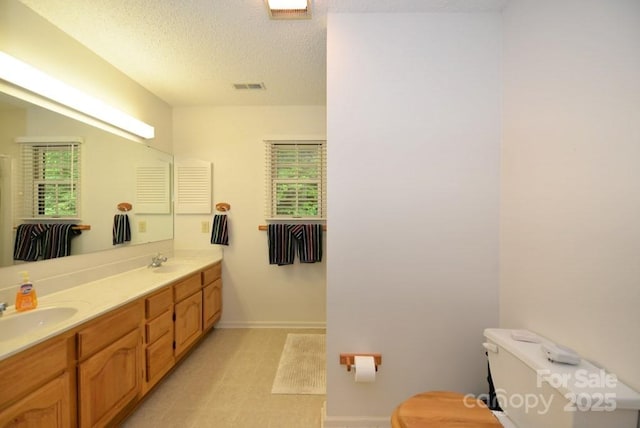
[0,51,155,140]
[265,0,311,20]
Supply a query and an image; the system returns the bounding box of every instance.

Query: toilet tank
[483,328,640,428]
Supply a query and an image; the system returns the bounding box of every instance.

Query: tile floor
[122,328,326,428]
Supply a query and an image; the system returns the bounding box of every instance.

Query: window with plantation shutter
[18,137,82,219]
[265,140,326,219]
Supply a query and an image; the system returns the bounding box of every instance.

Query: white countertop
[0,250,223,361]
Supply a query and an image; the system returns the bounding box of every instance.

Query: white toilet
[484,328,640,427]
[392,328,640,427]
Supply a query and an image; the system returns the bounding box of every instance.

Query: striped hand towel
[113,214,131,245]
[210,214,229,245]
[290,224,323,263]
[267,224,295,265]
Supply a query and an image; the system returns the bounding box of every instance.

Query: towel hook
[117,202,132,212]
[215,202,230,212]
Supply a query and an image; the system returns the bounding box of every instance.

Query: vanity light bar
[0,51,155,139]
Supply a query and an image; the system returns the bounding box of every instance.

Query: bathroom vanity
[0,255,222,427]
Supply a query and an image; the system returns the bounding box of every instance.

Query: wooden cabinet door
[145,330,174,387]
[203,278,222,330]
[0,372,70,427]
[78,329,142,428]
[174,291,203,357]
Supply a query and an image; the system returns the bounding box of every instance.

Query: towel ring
[117,202,132,212]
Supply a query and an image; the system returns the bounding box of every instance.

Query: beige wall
[326,12,501,423]
[501,0,640,392]
[172,105,327,327]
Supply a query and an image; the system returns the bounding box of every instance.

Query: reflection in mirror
[0,92,173,267]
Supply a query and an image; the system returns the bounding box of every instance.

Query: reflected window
[18,137,82,219]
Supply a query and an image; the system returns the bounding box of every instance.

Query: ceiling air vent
[233,83,266,90]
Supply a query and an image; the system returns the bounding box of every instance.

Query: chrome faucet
[149,253,168,268]
[0,302,7,317]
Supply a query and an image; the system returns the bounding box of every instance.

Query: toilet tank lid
[484,328,640,410]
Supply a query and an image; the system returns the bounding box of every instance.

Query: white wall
[326,12,501,422]
[501,0,640,392]
[172,105,327,327]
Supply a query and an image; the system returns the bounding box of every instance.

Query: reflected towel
[14,224,82,261]
[42,224,81,259]
[210,214,229,245]
[13,224,47,261]
[267,224,295,265]
[42,224,82,259]
[112,214,131,245]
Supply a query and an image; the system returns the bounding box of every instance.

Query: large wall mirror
[0,91,173,267]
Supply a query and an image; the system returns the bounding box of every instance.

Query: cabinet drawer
[146,287,173,319]
[146,309,173,344]
[0,335,72,408]
[202,262,221,286]
[146,332,174,383]
[173,273,201,302]
[77,301,143,360]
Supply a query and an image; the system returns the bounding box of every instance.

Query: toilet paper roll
[354,356,376,383]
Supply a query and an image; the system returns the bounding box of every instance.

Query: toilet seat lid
[392,391,503,427]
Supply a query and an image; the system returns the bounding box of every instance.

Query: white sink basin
[0,306,79,340]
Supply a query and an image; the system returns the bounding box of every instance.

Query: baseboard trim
[217,320,326,329]
[321,402,391,428]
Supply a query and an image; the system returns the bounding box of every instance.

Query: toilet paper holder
[339,353,382,372]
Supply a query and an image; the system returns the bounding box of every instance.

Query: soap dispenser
[15,271,38,312]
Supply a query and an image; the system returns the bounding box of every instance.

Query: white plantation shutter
[18,137,82,219]
[135,161,171,213]
[265,140,326,219]
[174,160,212,214]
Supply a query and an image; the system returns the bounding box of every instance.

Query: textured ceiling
[19,0,507,107]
